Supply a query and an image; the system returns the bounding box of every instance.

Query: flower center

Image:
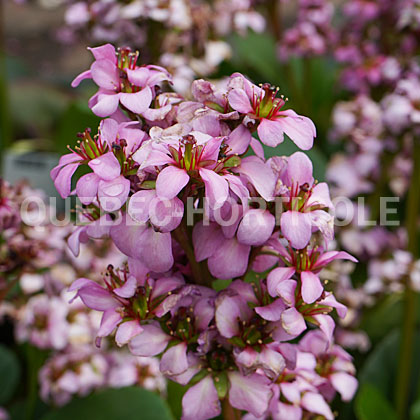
[252,83,287,119]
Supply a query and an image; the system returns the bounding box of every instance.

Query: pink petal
[85,214,113,238]
[114,275,138,298]
[71,70,92,88]
[236,157,275,201]
[67,226,88,257]
[315,250,358,268]
[276,279,297,306]
[92,93,120,117]
[126,68,150,86]
[215,295,242,338]
[138,229,174,272]
[301,392,333,420]
[76,173,100,205]
[149,196,184,232]
[199,168,229,209]
[91,59,119,90]
[128,190,156,223]
[250,137,265,159]
[237,209,275,246]
[160,342,188,376]
[88,44,116,61]
[277,109,316,150]
[208,238,250,279]
[128,323,170,356]
[228,89,253,113]
[97,308,121,337]
[88,151,121,180]
[275,402,302,420]
[285,152,314,186]
[257,118,285,147]
[50,153,82,181]
[156,166,190,199]
[115,320,143,347]
[192,222,225,262]
[313,314,335,343]
[281,211,312,249]
[181,376,221,420]
[255,299,285,321]
[99,118,119,146]
[53,163,79,198]
[119,87,152,114]
[226,124,252,155]
[281,307,306,336]
[267,267,296,297]
[228,372,272,418]
[330,372,358,401]
[301,271,323,304]
[78,284,120,311]
[109,214,148,259]
[307,182,333,208]
[98,176,130,212]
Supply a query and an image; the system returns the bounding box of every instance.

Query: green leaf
[355,383,397,420]
[0,344,21,405]
[359,329,420,403]
[212,279,232,291]
[411,399,420,420]
[53,100,101,154]
[167,380,188,420]
[41,387,173,420]
[229,32,280,83]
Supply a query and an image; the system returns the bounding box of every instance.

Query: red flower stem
[222,399,241,420]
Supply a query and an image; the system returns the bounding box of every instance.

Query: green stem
[0,0,12,169]
[395,140,420,419]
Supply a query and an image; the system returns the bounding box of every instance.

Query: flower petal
[76,173,100,205]
[228,88,253,113]
[91,59,119,90]
[92,93,121,117]
[88,151,121,180]
[115,320,143,347]
[128,323,170,356]
[277,109,316,150]
[208,238,250,279]
[156,166,190,199]
[199,168,229,209]
[228,372,272,418]
[160,342,189,376]
[267,267,296,297]
[257,118,285,147]
[281,211,312,249]
[301,271,323,304]
[181,376,221,420]
[119,87,152,114]
[237,209,275,246]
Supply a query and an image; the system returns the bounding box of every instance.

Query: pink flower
[277,152,334,249]
[228,76,316,149]
[182,372,273,420]
[72,44,171,117]
[267,239,356,305]
[134,133,247,209]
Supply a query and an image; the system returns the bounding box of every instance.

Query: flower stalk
[395,140,420,418]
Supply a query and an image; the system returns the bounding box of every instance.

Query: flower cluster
[0,180,165,407]
[278,0,336,60]
[50,43,358,419]
[55,0,265,93]
[322,0,420,350]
